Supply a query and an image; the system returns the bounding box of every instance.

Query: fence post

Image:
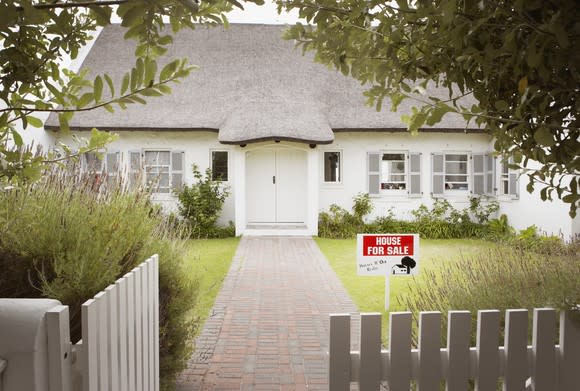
[0,358,7,391]
[475,310,500,391]
[531,308,556,391]
[329,314,351,391]
[389,312,412,391]
[359,313,382,391]
[417,311,441,390]
[46,305,72,391]
[503,309,528,391]
[446,311,471,391]
[559,310,580,391]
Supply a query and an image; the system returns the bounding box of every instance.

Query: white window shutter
[472,153,485,195]
[367,152,380,195]
[408,152,422,197]
[129,150,141,188]
[431,153,444,196]
[171,151,185,191]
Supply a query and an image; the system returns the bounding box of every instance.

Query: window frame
[443,152,470,192]
[210,150,229,182]
[380,151,408,194]
[140,150,184,194]
[322,150,342,184]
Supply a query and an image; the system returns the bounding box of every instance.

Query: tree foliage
[279,0,580,216]
[0,0,262,183]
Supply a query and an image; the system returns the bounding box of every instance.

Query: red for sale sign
[357,234,420,276]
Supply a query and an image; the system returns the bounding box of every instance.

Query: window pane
[390,161,405,173]
[212,151,228,181]
[445,175,468,182]
[446,162,467,174]
[324,152,341,182]
[383,153,404,161]
[445,154,467,162]
[381,153,407,191]
[145,151,170,166]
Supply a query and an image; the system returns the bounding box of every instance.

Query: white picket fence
[330,309,580,391]
[46,255,159,391]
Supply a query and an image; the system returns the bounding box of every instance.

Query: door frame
[233,142,319,236]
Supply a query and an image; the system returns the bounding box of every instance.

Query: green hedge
[0,171,198,390]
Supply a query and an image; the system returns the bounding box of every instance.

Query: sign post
[357,234,420,310]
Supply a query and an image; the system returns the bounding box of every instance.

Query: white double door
[246,148,307,224]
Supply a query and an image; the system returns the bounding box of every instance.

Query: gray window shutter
[105,151,120,186]
[431,153,444,196]
[509,163,519,199]
[171,151,185,191]
[485,154,495,196]
[472,153,485,195]
[367,152,380,195]
[408,152,422,197]
[129,150,141,187]
[106,152,120,173]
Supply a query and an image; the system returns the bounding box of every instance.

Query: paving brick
[176,237,360,390]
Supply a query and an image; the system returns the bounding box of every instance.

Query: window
[140,150,184,193]
[211,151,228,181]
[381,153,406,191]
[323,151,341,183]
[367,152,421,196]
[499,158,519,198]
[444,153,469,190]
[500,161,509,195]
[82,151,120,186]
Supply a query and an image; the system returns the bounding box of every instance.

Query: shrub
[318,193,373,238]
[176,164,230,238]
[398,244,580,344]
[0,171,198,390]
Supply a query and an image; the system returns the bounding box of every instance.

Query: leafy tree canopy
[0,0,261,183]
[279,0,579,216]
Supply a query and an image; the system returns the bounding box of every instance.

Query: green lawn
[315,237,493,339]
[182,237,240,330]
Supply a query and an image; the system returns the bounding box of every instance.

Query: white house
[43,24,579,238]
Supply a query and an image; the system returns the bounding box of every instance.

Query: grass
[314,237,494,341]
[182,237,240,331]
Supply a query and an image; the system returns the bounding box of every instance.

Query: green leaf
[26,116,43,128]
[11,129,23,146]
[160,60,179,81]
[58,113,70,133]
[121,74,130,95]
[533,126,555,147]
[104,74,115,97]
[93,76,103,102]
[144,60,157,85]
[494,100,509,111]
[77,92,94,108]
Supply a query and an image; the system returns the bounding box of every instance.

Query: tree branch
[26,0,128,10]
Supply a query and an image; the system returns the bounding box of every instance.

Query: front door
[246,148,307,224]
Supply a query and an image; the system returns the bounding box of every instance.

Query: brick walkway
[176,236,359,391]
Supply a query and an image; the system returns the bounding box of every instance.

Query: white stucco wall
[53,130,577,238]
[319,131,495,221]
[318,132,577,239]
[57,130,237,226]
[496,160,578,239]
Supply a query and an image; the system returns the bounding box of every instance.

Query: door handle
[272,175,276,184]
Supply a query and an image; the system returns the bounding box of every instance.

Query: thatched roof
[45,24,479,144]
